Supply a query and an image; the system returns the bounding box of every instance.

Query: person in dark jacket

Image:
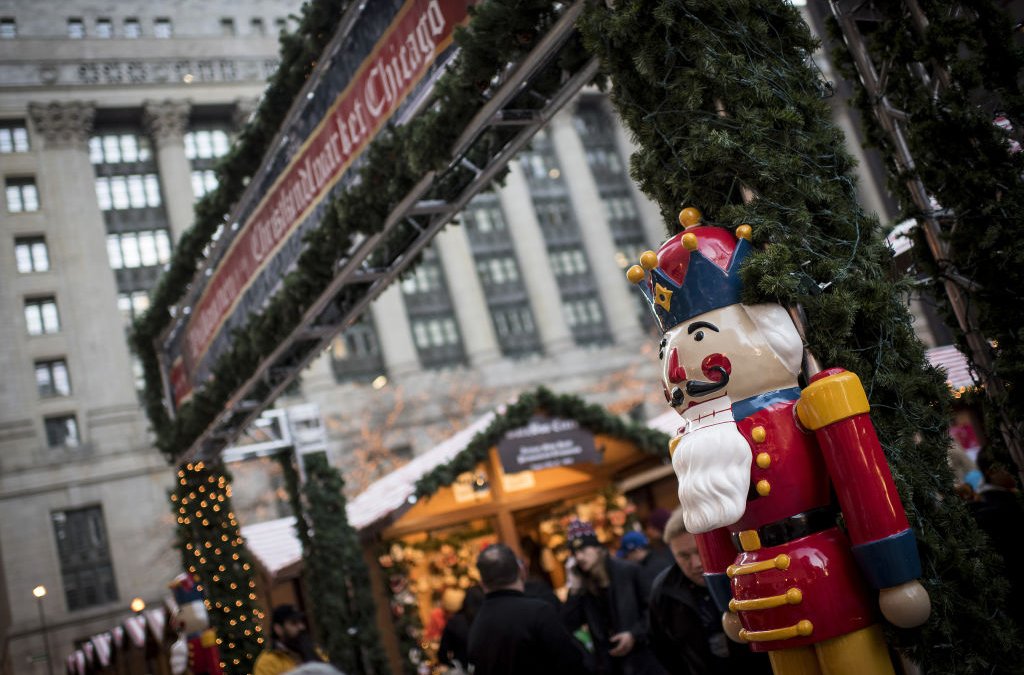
[439,586,484,670]
[467,544,589,675]
[648,508,771,675]
[562,520,666,675]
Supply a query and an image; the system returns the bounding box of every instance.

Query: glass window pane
[41,302,59,332]
[95,177,111,211]
[15,244,32,273]
[102,135,120,163]
[96,19,112,38]
[127,175,146,208]
[53,362,70,396]
[155,230,171,262]
[35,363,52,394]
[21,184,38,211]
[212,130,229,157]
[89,137,104,164]
[13,127,29,152]
[120,134,138,163]
[106,235,123,269]
[184,132,196,160]
[144,174,161,206]
[117,294,132,320]
[31,241,49,271]
[191,171,205,198]
[137,231,157,266]
[25,305,42,335]
[63,418,80,447]
[109,177,129,209]
[132,292,150,315]
[0,129,11,153]
[195,130,212,158]
[137,138,151,162]
[6,185,22,212]
[121,232,140,268]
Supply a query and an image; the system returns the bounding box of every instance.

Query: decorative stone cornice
[144,99,191,145]
[27,101,96,149]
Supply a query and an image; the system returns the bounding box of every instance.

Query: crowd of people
[446,510,772,675]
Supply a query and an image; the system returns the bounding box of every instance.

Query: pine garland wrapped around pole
[579,1,1020,672]
[171,463,264,674]
[825,0,1024,478]
[301,451,387,675]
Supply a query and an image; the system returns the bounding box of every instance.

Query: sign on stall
[497,416,601,474]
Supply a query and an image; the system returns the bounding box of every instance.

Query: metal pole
[828,0,1024,475]
[35,598,53,675]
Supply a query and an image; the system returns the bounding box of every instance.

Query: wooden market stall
[346,387,677,673]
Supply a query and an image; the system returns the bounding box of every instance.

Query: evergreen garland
[579,1,1019,672]
[132,0,590,461]
[415,386,669,496]
[826,1,1024,473]
[301,452,388,675]
[171,463,264,674]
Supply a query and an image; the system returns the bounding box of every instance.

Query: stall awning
[926,344,976,391]
[240,516,303,579]
[346,411,498,531]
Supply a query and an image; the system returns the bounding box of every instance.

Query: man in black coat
[562,520,665,675]
[648,509,772,675]
[467,544,589,675]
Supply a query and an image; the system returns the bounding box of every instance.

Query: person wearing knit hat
[562,521,666,675]
[618,530,674,591]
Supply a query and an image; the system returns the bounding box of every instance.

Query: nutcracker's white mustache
[673,419,751,533]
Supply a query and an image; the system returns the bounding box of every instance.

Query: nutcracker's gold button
[756,452,771,469]
[756,479,771,496]
[738,530,761,552]
[752,426,767,443]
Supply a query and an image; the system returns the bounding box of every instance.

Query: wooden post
[486,448,522,559]
[363,541,404,675]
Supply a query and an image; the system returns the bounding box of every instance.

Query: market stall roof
[926,344,976,391]
[240,516,303,580]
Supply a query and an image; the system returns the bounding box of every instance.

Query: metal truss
[180,1,598,462]
[828,0,1024,470]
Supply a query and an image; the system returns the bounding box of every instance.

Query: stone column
[549,109,643,344]
[497,164,574,354]
[370,284,421,377]
[433,226,502,367]
[144,99,194,243]
[604,97,671,248]
[28,102,143,447]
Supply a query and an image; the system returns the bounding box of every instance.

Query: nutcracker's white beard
[673,418,751,533]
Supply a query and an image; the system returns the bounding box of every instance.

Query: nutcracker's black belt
[731,505,837,552]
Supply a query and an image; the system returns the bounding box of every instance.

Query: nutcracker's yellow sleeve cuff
[797,370,870,430]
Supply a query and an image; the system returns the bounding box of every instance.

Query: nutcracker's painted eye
[693,330,704,342]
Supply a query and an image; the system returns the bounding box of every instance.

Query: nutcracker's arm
[696,527,735,613]
[796,368,930,627]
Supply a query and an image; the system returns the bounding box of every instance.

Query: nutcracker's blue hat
[626,207,752,334]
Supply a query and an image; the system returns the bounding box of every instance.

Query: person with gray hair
[467,544,589,675]
[647,509,771,675]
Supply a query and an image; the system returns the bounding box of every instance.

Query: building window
[35,359,71,397]
[475,255,520,286]
[24,297,59,335]
[154,18,172,38]
[95,175,162,210]
[191,170,218,200]
[123,18,141,38]
[330,315,386,383]
[0,121,29,153]
[274,17,287,32]
[548,248,590,277]
[220,18,236,36]
[95,18,112,39]
[411,317,460,350]
[5,177,39,213]
[52,507,118,610]
[0,18,16,39]
[14,236,49,273]
[44,415,80,448]
[117,290,151,322]
[250,18,266,36]
[106,230,171,269]
[564,298,606,329]
[184,130,230,160]
[89,134,152,165]
[401,260,445,296]
[67,18,85,39]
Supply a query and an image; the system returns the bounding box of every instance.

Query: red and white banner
[162,0,473,409]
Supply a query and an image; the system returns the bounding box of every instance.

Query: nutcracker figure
[627,208,931,675]
[170,573,223,675]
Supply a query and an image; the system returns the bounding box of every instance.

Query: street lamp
[32,585,54,675]
[130,597,146,613]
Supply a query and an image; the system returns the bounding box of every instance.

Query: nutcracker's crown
[626,207,752,333]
